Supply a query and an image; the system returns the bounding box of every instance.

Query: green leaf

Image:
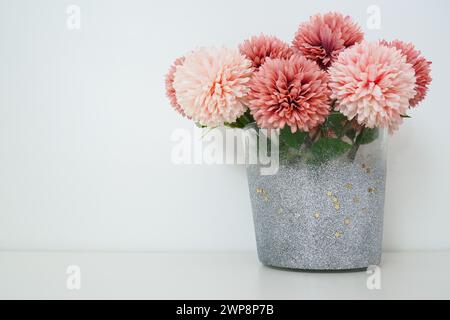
[236,113,251,127]
[280,127,307,149]
[195,122,207,128]
[358,128,379,145]
[310,137,352,163]
[241,110,255,124]
[326,113,347,136]
[346,128,356,141]
[224,122,244,129]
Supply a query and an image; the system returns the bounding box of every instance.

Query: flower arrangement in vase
[165,12,432,270]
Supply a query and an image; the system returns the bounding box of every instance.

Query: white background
[0,0,449,252]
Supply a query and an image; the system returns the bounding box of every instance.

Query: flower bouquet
[165,12,432,270]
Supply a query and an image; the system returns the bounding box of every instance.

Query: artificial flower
[328,42,417,132]
[172,47,253,127]
[248,55,330,132]
[381,40,432,107]
[292,12,364,69]
[239,34,293,68]
[165,56,189,118]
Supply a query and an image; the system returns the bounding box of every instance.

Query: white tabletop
[0,251,449,299]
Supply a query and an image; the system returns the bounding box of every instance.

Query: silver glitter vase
[246,125,387,271]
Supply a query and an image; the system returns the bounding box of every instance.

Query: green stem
[303,135,313,149]
[348,127,365,161]
[339,120,353,139]
[311,129,322,144]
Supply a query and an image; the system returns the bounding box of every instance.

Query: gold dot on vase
[278,208,283,214]
[326,191,333,197]
[335,231,343,238]
[334,203,340,210]
[353,196,360,204]
[332,197,338,203]
[345,183,353,190]
[344,218,351,225]
[314,212,321,219]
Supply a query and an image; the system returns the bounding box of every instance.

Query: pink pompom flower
[165,56,189,118]
[239,34,293,68]
[381,40,432,107]
[173,47,253,127]
[292,12,364,69]
[248,55,331,133]
[328,42,417,133]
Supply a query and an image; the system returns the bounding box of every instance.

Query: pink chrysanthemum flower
[173,47,253,127]
[380,40,432,107]
[165,56,189,118]
[248,55,330,133]
[292,12,364,69]
[328,42,417,133]
[239,34,293,68]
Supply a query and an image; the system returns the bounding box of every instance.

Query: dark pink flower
[239,34,293,68]
[381,40,432,107]
[292,12,364,69]
[248,55,330,132]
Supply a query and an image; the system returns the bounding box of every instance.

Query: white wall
[0,0,449,252]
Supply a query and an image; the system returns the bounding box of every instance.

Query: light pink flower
[248,55,330,132]
[292,12,364,69]
[173,47,253,127]
[381,40,432,107]
[328,42,417,133]
[165,56,189,118]
[239,34,293,68]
